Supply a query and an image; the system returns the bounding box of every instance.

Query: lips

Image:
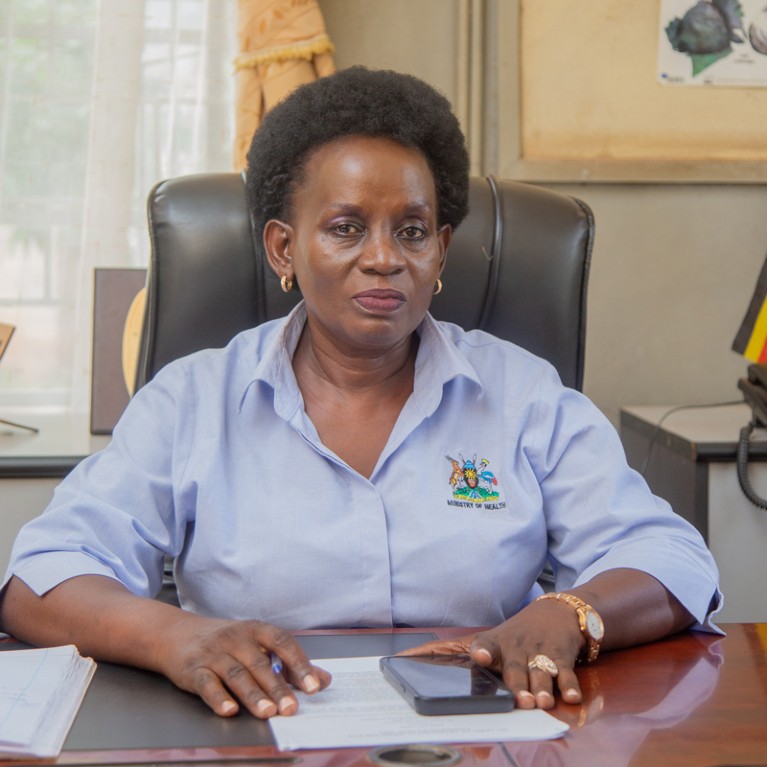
[353,289,407,313]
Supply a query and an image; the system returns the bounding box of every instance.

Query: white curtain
[0,0,236,411]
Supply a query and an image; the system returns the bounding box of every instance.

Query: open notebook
[0,645,96,758]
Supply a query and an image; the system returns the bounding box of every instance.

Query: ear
[437,224,452,275]
[263,219,294,279]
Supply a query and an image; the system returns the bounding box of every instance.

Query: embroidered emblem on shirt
[445,453,505,509]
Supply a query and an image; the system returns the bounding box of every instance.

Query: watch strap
[535,591,603,663]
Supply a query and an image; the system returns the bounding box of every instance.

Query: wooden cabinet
[621,403,767,622]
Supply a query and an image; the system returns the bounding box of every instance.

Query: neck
[293,323,418,394]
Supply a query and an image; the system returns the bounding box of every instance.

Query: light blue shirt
[4,304,721,630]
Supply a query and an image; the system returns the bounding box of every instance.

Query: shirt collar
[238,302,307,417]
[239,302,484,416]
[411,313,484,415]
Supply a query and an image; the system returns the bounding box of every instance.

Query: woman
[1,68,720,719]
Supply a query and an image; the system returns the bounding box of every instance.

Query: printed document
[0,645,96,758]
[270,656,568,750]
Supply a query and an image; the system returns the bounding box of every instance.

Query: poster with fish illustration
[659,0,767,85]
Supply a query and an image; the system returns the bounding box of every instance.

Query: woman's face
[266,135,451,355]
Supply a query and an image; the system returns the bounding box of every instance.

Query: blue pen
[269,652,283,675]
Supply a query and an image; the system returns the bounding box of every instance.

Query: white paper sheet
[270,656,568,751]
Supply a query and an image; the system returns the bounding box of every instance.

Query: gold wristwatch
[535,592,604,663]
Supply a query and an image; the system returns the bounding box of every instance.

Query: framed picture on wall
[90,268,147,435]
[493,0,767,183]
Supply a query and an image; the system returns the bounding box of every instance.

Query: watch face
[586,611,604,640]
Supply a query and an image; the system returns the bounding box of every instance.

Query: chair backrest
[136,174,593,391]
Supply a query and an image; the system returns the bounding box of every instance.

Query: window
[0,0,235,410]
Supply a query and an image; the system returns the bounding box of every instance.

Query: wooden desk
[3,625,764,767]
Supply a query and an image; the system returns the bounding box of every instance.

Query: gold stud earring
[433,279,443,295]
[281,275,294,293]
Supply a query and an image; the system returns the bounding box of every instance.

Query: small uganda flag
[733,252,767,362]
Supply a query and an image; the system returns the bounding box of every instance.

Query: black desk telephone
[737,363,767,508]
[739,363,767,426]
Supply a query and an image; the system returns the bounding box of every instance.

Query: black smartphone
[379,654,515,716]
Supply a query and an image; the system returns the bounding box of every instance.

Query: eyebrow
[324,199,435,217]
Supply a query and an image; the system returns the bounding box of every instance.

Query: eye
[332,222,363,236]
[399,225,427,240]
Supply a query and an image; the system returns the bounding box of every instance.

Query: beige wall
[321,0,767,423]
[322,0,461,101]
[559,182,767,422]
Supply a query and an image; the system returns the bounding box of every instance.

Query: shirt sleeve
[529,366,723,633]
[3,362,195,599]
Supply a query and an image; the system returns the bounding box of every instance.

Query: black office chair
[136,174,594,391]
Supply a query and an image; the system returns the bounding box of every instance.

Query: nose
[361,229,406,274]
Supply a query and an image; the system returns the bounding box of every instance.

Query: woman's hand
[399,599,586,710]
[156,614,332,718]
[399,570,698,711]
[0,575,331,720]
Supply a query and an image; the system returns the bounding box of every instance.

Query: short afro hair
[245,67,470,248]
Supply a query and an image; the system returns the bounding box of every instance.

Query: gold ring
[528,654,559,676]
